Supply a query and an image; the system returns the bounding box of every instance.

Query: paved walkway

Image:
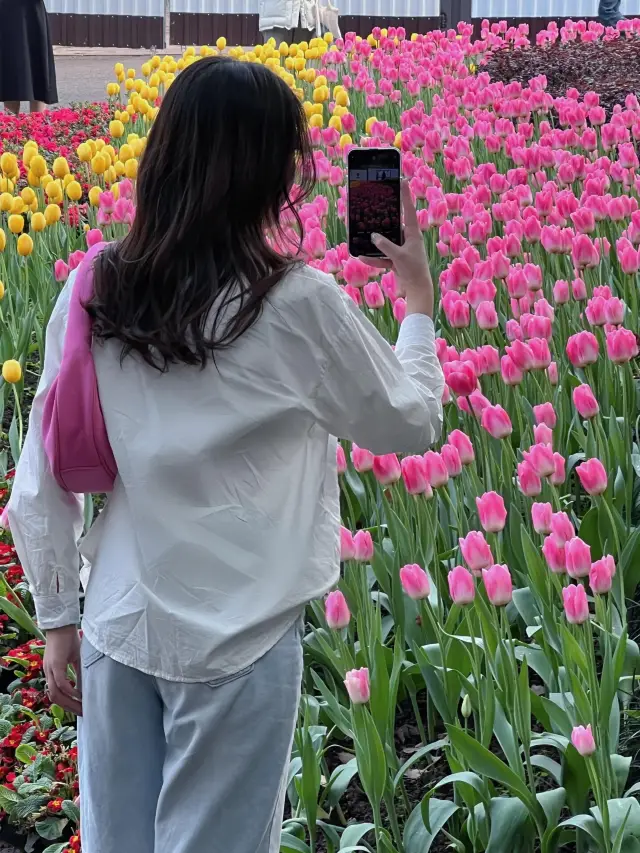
[54,54,135,105]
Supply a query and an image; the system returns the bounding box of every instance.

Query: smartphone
[347,148,402,258]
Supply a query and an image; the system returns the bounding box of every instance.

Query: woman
[259,0,321,45]
[8,57,443,852]
[0,0,58,114]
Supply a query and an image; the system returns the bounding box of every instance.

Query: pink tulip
[372,454,401,485]
[529,338,552,370]
[448,565,476,605]
[400,564,431,600]
[336,444,347,474]
[551,511,575,545]
[523,443,555,478]
[585,296,608,327]
[476,301,499,330]
[572,278,588,301]
[363,282,385,309]
[482,563,513,606]
[533,402,557,429]
[534,424,553,446]
[424,451,449,488]
[571,724,596,756]
[550,452,566,486]
[576,458,608,496]
[445,298,471,329]
[476,491,507,533]
[605,297,625,326]
[481,405,513,439]
[553,279,570,304]
[572,234,600,269]
[501,355,524,386]
[566,331,599,368]
[401,455,430,496]
[563,583,589,624]
[548,362,559,385]
[86,228,104,249]
[54,259,69,282]
[459,531,493,574]
[325,590,351,629]
[441,444,462,477]
[443,361,477,396]
[531,502,553,535]
[344,667,370,704]
[506,339,534,371]
[565,537,592,579]
[68,250,86,271]
[542,535,566,573]
[342,258,371,288]
[351,444,374,473]
[447,430,475,465]
[573,384,600,419]
[340,527,356,561]
[590,555,616,594]
[393,298,407,324]
[479,345,501,375]
[606,328,639,364]
[353,530,374,562]
[517,461,542,497]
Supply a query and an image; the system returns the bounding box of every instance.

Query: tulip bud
[461,694,472,719]
[344,667,370,704]
[325,590,351,630]
[571,724,596,756]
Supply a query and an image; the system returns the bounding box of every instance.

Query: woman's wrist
[405,290,434,319]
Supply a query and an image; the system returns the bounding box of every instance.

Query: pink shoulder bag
[42,242,118,494]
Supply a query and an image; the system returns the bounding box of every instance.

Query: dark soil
[483,37,640,116]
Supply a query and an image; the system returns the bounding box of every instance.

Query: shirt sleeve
[7,278,85,630]
[308,285,445,454]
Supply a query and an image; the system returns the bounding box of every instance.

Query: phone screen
[348,148,402,257]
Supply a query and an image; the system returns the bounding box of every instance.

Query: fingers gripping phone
[347,148,402,258]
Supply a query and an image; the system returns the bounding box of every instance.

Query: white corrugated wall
[45,0,439,15]
[472,0,640,15]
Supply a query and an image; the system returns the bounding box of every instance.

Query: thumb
[371,232,401,261]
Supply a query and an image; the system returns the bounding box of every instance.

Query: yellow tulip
[76,142,91,163]
[339,133,353,147]
[311,103,323,116]
[63,173,75,188]
[40,174,53,190]
[121,111,130,125]
[127,68,136,78]
[335,90,349,107]
[115,161,126,176]
[110,120,125,139]
[314,74,327,88]
[0,229,5,251]
[125,78,135,92]
[29,154,47,178]
[20,187,36,205]
[10,197,25,215]
[53,157,70,178]
[88,186,102,206]
[30,198,38,213]
[324,31,333,43]
[293,57,305,71]
[151,55,161,68]
[2,360,22,384]
[141,62,151,76]
[91,154,108,175]
[313,86,329,103]
[0,281,4,299]
[0,178,14,194]
[46,181,63,203]
[329,115,342,132]
[125,159,138,179]
[111,182,120,200]
[131,138,144,156]
[0,152,18,177]
[118,143,133,162]
[148,86,158,101]
[44,203,62,224]
[17,234,33,257]
[106,166,117,184]
[394,131,402,148]
[309,113,323,128]
[0,193,12,212]
[114,62,124,76]
[95,138,105,151]
[8,214,24,234]
[365,116,377,134]
[66,180,82,201]
[31,212,46,232]
[149,72,160,87]
[23,146,37,167]
[216,36,226,51]
[333,104,348,118]
[27,170,40,187]
[107,82,120,97]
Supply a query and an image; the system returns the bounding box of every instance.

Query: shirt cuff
[396,313,436,348]
[32,591,80,631]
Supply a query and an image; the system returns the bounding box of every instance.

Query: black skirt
[0,0,58,104]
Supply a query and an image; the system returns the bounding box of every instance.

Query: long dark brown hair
[89,56,315,370]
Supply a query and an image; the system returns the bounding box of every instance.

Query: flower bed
[0,20,639,853]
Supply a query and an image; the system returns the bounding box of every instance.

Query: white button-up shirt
[8,265,444,681]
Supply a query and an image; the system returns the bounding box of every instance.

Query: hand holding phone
[360,181,434,320]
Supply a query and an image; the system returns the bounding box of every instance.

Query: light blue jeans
[78,621,303,853]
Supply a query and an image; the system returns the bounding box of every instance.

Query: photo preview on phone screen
[348,157,401,257]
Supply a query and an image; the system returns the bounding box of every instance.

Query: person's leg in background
[155,620,304,853]
[3,102,20,114]
[78,640,165,853]
[598,0,625,25]
[262,26,291,44]
[30,101,46,113]
[293,27,314,43]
